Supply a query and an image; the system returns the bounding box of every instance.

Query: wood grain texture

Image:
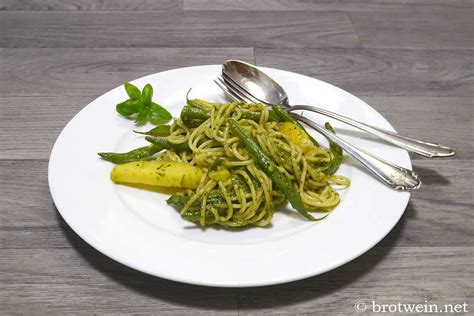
[0,11,360,48]
[0,47,255,96]
[1,159,472,249]
[351,10,474,49]
[184,0,473,12]
[360,96,473,160]
[236,247,473,314]
[1,0,182,11]
[0,95,95,160]
[0,250,239,315]
[0,247,471,313]
[255,48,474,97]
[1,1,473,314]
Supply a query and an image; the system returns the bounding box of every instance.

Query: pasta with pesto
[159,99,350,227]
[101,93,351,227]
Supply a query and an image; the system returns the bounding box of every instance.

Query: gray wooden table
[1,1,473,314]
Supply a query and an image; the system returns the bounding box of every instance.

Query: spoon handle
[289,105,454,158]
[293,113,421,191]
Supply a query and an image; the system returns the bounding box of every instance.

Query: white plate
[49,65,410,287]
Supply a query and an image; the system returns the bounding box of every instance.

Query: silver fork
[214,76,421,191]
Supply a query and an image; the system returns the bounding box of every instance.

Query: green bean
[228,118,322,221]
[239,110,260,121]
[187,98,219,109]
[323,122,343,174]
[145,136,190,152]
[180,103,210,127]
[166,193,190,210]
[167,191,229,223]
[134,125,171,136]
[98,144,161,164]
[168,191,227,211]
[181,103,210,120]
[167,193,215,222]
[99,128,185,164]
[268,108,281,122]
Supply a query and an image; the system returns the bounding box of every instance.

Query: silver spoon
[222,60,455,158]
[214,75,421,191]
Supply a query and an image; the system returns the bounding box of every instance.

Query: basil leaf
[124,82,141,100]
[116,99,139,117]
[147,102,172,125]
[141,84,153,107]
[135,109,148,125]
[147,111,170,125]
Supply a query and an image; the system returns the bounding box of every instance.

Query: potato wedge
[278,122,313,147]
[111,161,203,189]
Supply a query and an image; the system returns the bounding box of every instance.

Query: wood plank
[351,10,474,49]
[1,160,472,249]
[0,160,90,249]
[0,249,239,314]
[255,48,474,97]
[184,0,473,12]
[237,247,473,314]
[378,200,472,248]
[0,95,96,160]
[409,160,473,205]
[361,96,473,160]
[0,95,89,160]
[0,47,255,96]
[0,11,359,48]
[1,0,182,11]
[0,247,471,313]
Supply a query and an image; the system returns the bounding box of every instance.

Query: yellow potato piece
[209,168,231,182]
[278,122,313,147]
[111,161,203,189]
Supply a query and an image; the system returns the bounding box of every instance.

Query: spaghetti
[163,100,350,227]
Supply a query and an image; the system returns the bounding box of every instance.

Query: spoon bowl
[223,60,288,106]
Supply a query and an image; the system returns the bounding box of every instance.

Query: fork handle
[293,113,421,191]
[288,105,454,158]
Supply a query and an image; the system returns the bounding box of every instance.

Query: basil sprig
[116,82,172,125]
